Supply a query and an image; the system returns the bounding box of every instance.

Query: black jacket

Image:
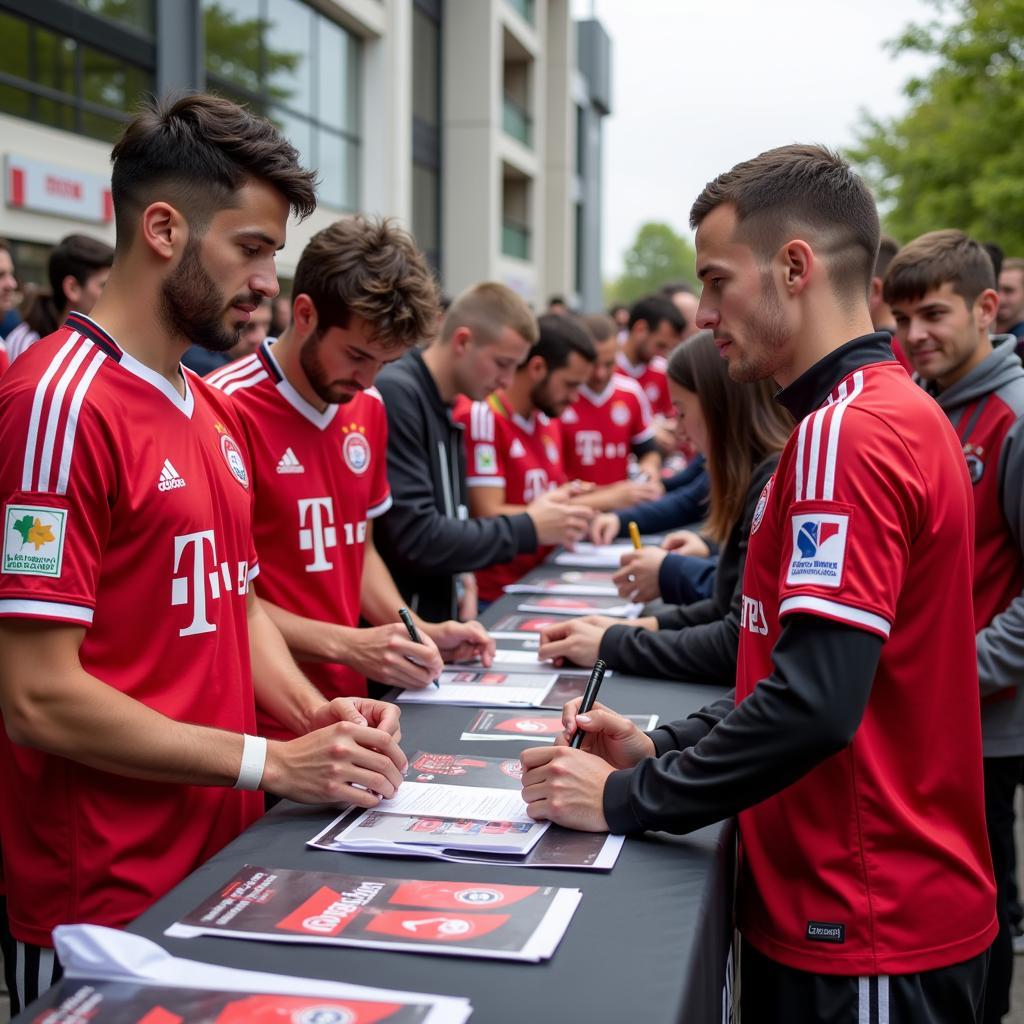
[375,349,537,622]
[598,454,779,684]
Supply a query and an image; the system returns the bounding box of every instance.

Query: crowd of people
[0,92,1021,1024]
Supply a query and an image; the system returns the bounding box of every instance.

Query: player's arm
[0,615,405,805]
[468,481,523,517]
[977,416,1024,696]
[359,524,494,667]
[637,448,662,481]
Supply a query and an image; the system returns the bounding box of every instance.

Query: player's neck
[773,302,875,389]
[621,335,643,366]
[421,342,458,404]
[504,377,537,421]
[270,329,328,412]
[87,275,188,394]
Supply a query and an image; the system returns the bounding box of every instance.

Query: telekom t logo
[298,497,338,573]
[575,431,603,466]
[523,469,550,502]
[171,530,249,637]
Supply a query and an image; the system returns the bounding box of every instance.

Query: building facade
[0,0,610,307]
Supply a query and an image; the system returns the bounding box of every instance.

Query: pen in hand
[628,521,643,550]
[398,607,440,689]
[570,659,608,749]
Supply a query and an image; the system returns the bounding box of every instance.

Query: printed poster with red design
[165,866,581,962]
[504,569,619,597]
[490,612,565,633]
[460,708,658,743]
[516,595,643,618]
[398,670,588,708]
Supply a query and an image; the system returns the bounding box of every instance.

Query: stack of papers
[504,571,619,597]
[398,670,588,708]
[553,542,635,568]
[166,865,582,963]
[36,924,472,1023]
[517,594,644,618]
[451,648,614,676]
[460,708,657,743]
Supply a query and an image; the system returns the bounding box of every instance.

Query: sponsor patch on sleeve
[3,504,68,578]
[474,443,497,475]
[786,511,849,588]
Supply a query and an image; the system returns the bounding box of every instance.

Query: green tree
[850,0,1024,252]
[606,221,698,307]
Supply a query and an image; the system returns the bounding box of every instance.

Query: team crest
[342,424,371,475]
[963,443,985,485]
[611,401,630,427]
[219,433,249,489]
[751,476,774,534]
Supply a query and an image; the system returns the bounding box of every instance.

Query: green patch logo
[3,504,67,578]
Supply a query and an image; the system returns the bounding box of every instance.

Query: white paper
[380,780,533,824]
[488,631,540,643]
[553,542,634,568]
[504,582,619,596]
[398,670,560,706]
[51,924,472,1024]
[517,600,643,618]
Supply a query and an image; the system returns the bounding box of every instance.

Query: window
[70,0,155,35]
[0,10,154,143]
[203,0,361,210]
[412,0,441,271]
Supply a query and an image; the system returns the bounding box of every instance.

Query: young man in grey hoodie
[887,230,1024,1024]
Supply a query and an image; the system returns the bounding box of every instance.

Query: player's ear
[779,239,813,296]
[140,202,185,263]
[526,354,548,381]
[451,326,472,356]
[291,294,318,337]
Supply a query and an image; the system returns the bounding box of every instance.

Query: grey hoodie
[923,334,1024,756]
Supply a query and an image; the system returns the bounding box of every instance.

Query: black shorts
[739,939,990,1024]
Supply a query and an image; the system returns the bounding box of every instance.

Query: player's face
[892,282,992,387]
[695,204,791,384]
[639,319,682,362]
[587,336,618,391]
[0,250,17,312]
[461,326,531,399]
[997,268,1024,329]
[67,267,110,316]
[300,314,406,405]
[671,291,701,339]
[668,379,708,456]
[162,179,286,352]
[531,350,592,418]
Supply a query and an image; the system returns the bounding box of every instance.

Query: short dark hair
[110,93,318,250]
[628,294,685,334]
[291,215,439,349]
[883,229,995,308]
[0,238,10,256]
[690,143,880,301]
[580,312,616,344]
[874,235,899,279]
[526,313,596,371]
[26,234,114,336]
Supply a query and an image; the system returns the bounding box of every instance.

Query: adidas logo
[276,447,305,474]
[509,439,526,459]
[157,459,186,492]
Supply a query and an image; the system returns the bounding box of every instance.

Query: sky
[571,0,941,281]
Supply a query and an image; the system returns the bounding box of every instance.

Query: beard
[299,328,360,406]
[530,375,564,418]
[727,272,789,384]
[160,237,257,353]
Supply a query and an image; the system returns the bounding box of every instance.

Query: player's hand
[662,529,711,558]
[590,513,621,546]
[526,491,594,547]
[547,479,596,502]
[422,618,495,667]
[557,698,656,768]
[346,623,443,690]
[613,547,668,602]
[538,618,605,668]
[601,479,664,510]
[457,573,479,622]
[308,697,405,761]
[263,721,407,806]
[520,745,613,831]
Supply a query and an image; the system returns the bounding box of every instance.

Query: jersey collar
[615,351,644,378]
[63,313,195,418]
[777,333,895,421]
[488,390,540,434]
[259,338,339,431]
[579,380,615,406]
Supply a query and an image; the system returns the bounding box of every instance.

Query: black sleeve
[657,554,718,607]
[630,437,660,460]
[612,470,710,536]
[377,378,537,573]
[602,615,883,834]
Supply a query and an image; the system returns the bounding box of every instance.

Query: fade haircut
[581,312,616,344]
[883,230,995,308]
[526,313,596,371]
[441,282,538,347]
[628,294,685,333]
[690,144,880,302]
[110,93,318,252]
[292,215,440,349]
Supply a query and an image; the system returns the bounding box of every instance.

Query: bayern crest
[219,433,249,489]
[342,427,371,475]
[751,475,774,534]
[611,401,630,427]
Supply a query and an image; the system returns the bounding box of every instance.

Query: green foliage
[850,0,1024,253]
[605,221,698,307]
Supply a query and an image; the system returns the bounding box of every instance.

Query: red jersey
[207,341,392,730]
[560,373,654,485]
[0,314,262,946]
[457,392,567,601]
[736,357,996,974]
[615,351,673,417]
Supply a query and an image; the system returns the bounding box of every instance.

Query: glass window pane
[0,14,31,80]
[81,108,127,141]
[316,16,359,133]
[265,0,312,113]
[0,84,31,122]
[412,9,439,128]
[272,106,313,173]
[34,30,77,99]
[412,163,438,252]
[315,127,358,211]
[73,0,155,35]
[204,0,263,95]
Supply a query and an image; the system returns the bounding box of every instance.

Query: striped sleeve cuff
[466,476,506,488]
[779,595,891,638]
[0,598,94,625]
[367,493,394,519]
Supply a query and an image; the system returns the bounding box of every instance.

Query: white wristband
[234,734,267,791]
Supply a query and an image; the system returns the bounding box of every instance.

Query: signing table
[16,559,733,1024]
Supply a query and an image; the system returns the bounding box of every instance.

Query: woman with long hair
[538,329,792,683]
